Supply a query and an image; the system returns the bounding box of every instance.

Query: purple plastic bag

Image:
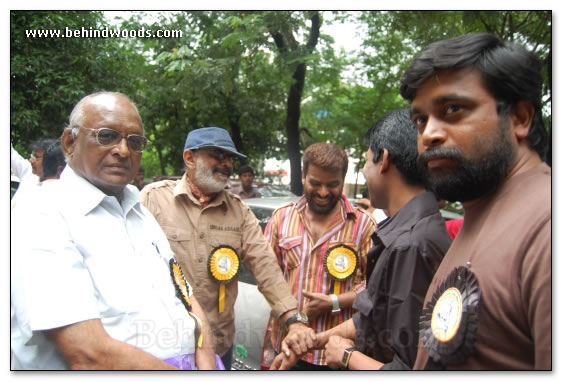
[164,353,226,370]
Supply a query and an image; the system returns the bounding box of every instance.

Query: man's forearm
[47,319,177,370]
[315,318,357,349]
[334,290,357,310]
[192,296,217,369]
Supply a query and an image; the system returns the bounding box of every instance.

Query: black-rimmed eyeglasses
[76,127,149,152]
[196,147,236,162]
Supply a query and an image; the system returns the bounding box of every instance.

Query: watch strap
[341,347,356,369]
[330,294,341,313]
[285,312,309,330]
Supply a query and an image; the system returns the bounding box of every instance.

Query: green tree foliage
[121,11,289,177]
[10,11,142,147]
[358,10,552,164]
[11,10,551,181]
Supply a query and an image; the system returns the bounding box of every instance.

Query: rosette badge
[419,266,481,367]
[208,246,240,313]
[324,245,358,295]
[169,259,203,348]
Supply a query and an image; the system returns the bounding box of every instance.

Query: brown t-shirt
[414,163,551,370]
[140,174,298,356]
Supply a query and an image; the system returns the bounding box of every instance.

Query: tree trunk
[271,12,320,196]
[287,63,307,195]
[226,97,246,164]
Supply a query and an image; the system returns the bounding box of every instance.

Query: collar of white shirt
[59,166,142,217]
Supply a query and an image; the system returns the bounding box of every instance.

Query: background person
[264,143,376,370]
[400,32,551,370]
[11,91,217,370]
[11,138,56,197]
[40,140,66,182]
[10,138,65,208]
[234,164,262,199]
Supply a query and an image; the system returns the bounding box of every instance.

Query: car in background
[228,181,295,198]
[232,197,297,370]
[233,195,463,370]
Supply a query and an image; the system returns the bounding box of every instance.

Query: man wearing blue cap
[140,127,315,370]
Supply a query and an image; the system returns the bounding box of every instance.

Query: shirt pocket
[278,237,303,271]
[209,231,243,255]
[163,226,192,256]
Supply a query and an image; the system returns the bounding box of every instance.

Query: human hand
[280,323,316,358]
[269,350,299,370]
[302,290,332,320]
[324,335,355,370]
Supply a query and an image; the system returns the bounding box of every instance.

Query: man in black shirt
[270,109,451,370]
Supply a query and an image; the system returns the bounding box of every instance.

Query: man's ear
[301,170,306,186]
[379,148,390,174]
[510,101,534,142]
[61,128,75,159]
[183,150,195,169]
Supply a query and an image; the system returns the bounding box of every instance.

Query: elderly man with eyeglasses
[11,92,220,370]
[140,127,315,370]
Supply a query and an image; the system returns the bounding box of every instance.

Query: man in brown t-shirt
[400,33,551,370]
[140,127,315,370]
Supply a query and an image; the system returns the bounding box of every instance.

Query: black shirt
[352,191,451,370]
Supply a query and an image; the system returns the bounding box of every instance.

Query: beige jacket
[140,174,297,356]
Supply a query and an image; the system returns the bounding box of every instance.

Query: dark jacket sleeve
[378,243,442,369]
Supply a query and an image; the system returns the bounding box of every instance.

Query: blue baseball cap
[183,127,247,159]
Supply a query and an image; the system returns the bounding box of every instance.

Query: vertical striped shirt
[264,194,376,365]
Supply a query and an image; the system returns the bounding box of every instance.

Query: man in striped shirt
[264,143,377,370]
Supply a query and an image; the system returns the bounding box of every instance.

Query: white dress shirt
[11,166,196,369]
[10,145,40,206]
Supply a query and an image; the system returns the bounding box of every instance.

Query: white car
[232,197,297,370]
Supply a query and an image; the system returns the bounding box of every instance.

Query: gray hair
[68,91,143,137]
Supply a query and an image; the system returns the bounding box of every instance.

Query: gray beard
[194,157,227,194]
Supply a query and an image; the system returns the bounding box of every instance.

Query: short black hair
[364,108,423,187]
[400,32,548,160]
[238,164,255,176]
[42,139,65,178]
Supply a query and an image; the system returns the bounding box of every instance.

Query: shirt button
[171,234,177,239]
[199,233,205,239]
[198,258,203,263]
[196,281,201,287]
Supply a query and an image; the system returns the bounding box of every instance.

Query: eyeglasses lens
[96,128,148,152]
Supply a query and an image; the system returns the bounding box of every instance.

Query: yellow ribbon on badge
[324,245,358,295]
[190,311,204,349]
[171,260,192,309]
[218,284,226,312]
[208,246,240,313]
[169,259,203,348]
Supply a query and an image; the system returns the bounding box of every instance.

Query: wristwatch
[341,347,356,369]
[330,294,341,314]
[285,311,309,330]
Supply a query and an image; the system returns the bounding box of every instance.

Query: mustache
[418,147,464,165]
[312,193,335,200]
[213,166,232,177]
